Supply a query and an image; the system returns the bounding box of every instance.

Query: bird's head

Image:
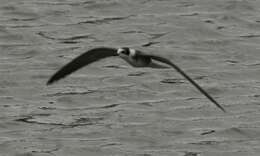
[117,47,136,58]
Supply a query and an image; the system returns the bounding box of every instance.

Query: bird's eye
[122,50,130,55]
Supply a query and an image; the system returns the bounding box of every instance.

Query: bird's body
[124,54,151,67]
[119,49,151,67]
[47,47,226,112]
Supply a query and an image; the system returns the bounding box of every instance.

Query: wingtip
[220,107,227,113]
[215,102,226,113]
[46,79,54,85]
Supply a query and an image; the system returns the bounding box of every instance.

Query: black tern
[47,47,226,112]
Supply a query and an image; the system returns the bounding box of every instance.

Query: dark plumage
[47,47,117,85]
[142,54,226,112]
[47,47,226,112]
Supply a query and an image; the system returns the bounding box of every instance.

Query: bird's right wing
[144,54,226,112]
[47,47,117,85]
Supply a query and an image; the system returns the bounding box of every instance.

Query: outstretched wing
[47,47,117,85]
[143,54,226,112]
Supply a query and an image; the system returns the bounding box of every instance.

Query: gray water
[0,0,260,155]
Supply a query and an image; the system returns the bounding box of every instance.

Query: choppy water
[0,0,260,155]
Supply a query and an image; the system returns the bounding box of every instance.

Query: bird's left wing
[47,47,117,85]
[140,53,226,112]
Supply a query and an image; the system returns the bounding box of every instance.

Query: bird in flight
[47,47,226,112]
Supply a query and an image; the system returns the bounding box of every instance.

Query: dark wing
[47,47,118,85]
[142,53,226,112]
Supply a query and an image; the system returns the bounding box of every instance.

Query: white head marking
[117,48,124,55]
[129,48,136,57]
[117,47,136,57]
